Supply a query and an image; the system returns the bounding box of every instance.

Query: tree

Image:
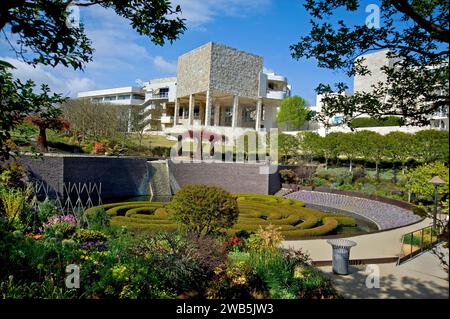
[334,132,359,173]
[61,99,127,140]
[129,105,155,147]
[354,131,386,181]
[291,0,449,126]
[276,96,310,131]
[298,131,322,163]
[0,0,186,69]
[167,185,239,236]
[385,131,414,179]
[414,130,449,164]
[278,133,299,164]
[405,162,449,202]
[1,63,67,158]
[25,112,70,153]
[1,0,186,160]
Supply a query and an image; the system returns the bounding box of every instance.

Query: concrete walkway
[318,248,449,299]
[282,218,432,261]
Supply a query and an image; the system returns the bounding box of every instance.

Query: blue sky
[0,0,378,104]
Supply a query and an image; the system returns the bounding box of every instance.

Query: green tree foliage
[278,133,299,163]
[167,185,239,236]
[405,162,449,201]
[354,131,386,180]
[276,96,310,131]
[414,130,449,164]
[385,131,415,173]
[291,0,449,126]
[0,0,186,69]
[349,116,405,128]
[1,0,186,160]
[298,131,322,162]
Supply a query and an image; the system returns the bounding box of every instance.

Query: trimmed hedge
[84,195,357,239]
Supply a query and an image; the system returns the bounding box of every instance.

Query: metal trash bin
[327,239,357,275]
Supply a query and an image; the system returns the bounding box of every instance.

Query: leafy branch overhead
[0,0,186,70]
[291,0,449,126]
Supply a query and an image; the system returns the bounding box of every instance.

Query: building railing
[397,225,441,265]
[150,92,169,98]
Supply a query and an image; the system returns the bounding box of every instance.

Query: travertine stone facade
[209,42,262,98]
[354,49,390,94]
[176,43,212,97]
[176,42,263,98]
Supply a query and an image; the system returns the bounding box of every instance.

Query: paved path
[282,218,432,261]
[318,247,449,299]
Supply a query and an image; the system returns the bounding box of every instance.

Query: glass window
[104,96,117,101]
[132,94,145,100]
[118,95,131,100]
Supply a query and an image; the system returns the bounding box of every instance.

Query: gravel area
[285,191,421,230]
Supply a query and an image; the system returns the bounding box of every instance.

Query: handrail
[397,225,441,265]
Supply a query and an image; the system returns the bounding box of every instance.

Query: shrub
[83,207,110,230]
[42,214,78,238]
[279,169,297,184]
[206,261,267,299]
[167,185,239,236]
[37,199,59,224]
[73,228,108,243]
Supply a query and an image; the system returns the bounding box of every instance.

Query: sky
[0,0,378,105]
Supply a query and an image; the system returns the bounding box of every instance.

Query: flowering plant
[224,236,241,252]
[41,214,77,238]
[93,142,106,154]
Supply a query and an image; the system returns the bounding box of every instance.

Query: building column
[188,94,195,126]
[231,95,239,128]
[205,90,212,126]
[173,98,179,125]
[255,98,262,130]
[214,104,220,126]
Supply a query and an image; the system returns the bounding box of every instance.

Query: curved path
[282,190,425,261]
[285,191,421,230]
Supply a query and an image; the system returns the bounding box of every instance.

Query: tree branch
[391,0,450,43]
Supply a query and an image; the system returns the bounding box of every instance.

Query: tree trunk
[37,126,48,153]
[325,157,328,170]
[375,161,379,179]
[349,159,353,173]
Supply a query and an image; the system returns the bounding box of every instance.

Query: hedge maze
[84,195,357,239]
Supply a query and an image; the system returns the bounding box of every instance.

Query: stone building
[77,42,291,133]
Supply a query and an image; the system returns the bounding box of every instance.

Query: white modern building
[77,42,291,134]
[306,50,449,136]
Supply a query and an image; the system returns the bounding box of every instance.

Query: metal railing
[397,225,441,265]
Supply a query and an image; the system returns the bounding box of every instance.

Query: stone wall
[176,42,263,98]
[168,161,278,194]
[176,42,212,98]
[19,155,282,201]
[354,50,390,94]
[209,42,262,98]
[19,154,149,201]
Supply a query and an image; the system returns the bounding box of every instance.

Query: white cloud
[2,57,96,97]
[174,0,272,29]
[153,56,177,74]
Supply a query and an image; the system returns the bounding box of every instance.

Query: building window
[104,96,117,101]
[132,94,145,100]
[92,98,102,102]
[118,95,131,100]
[193,105,200,119]
[243,106,256,122]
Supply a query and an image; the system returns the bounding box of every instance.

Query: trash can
[327,239,357,275]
